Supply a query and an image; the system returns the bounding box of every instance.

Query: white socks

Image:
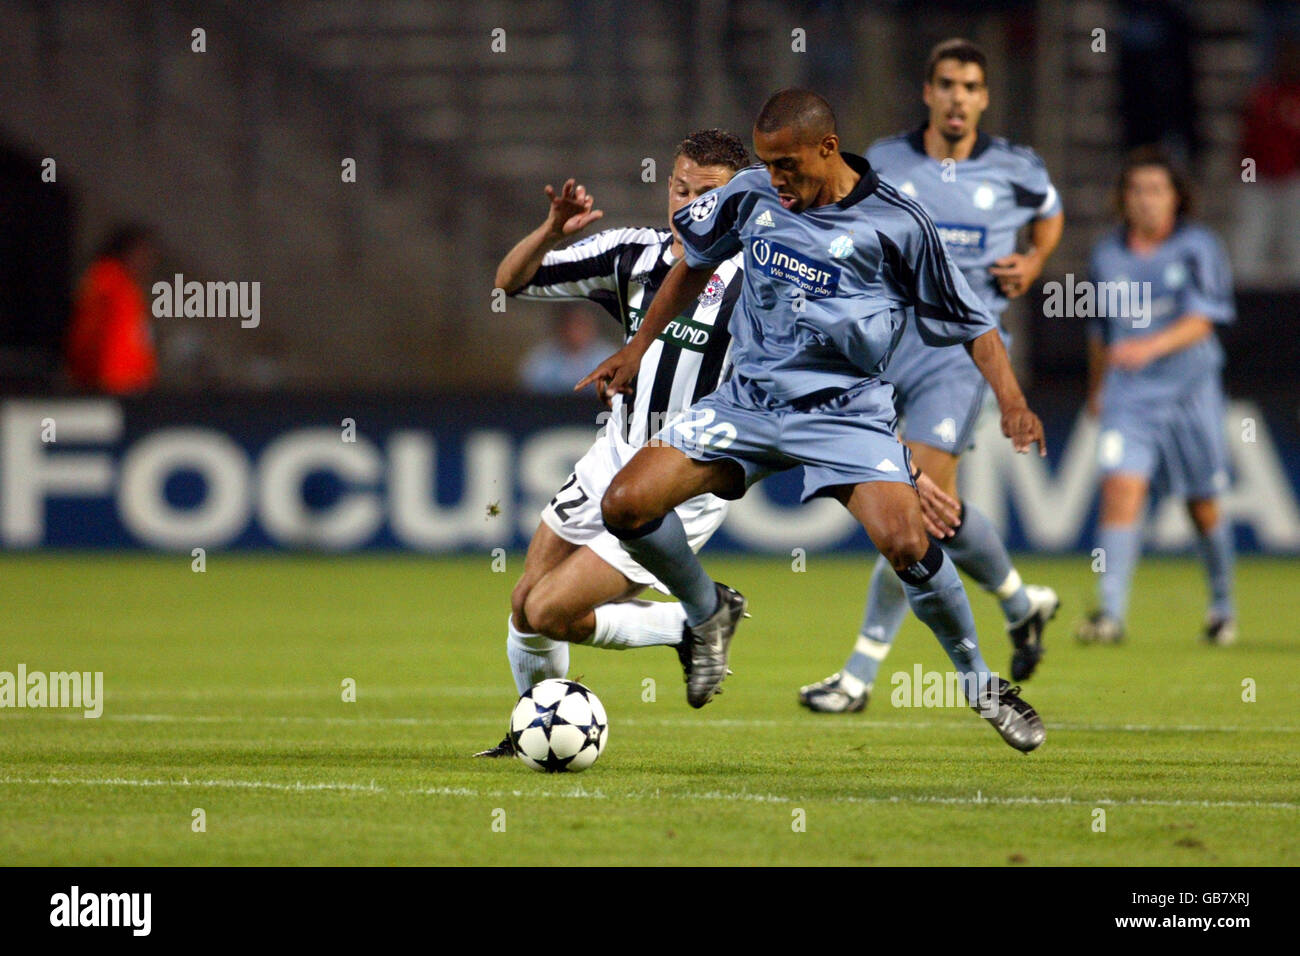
[506,615,569,695]
[506,601,686,696]
[586,600,687,649]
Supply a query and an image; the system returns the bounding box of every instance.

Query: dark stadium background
[0,0,1296,555]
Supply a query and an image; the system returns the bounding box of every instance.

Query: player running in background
[1076,146,1237,646]
[581,90,1048,752]
[474,129,750,757]
[801,38,1066,713]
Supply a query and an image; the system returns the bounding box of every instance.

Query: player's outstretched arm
[965,329,1046,456]
[575,259,715,399]
[494,179,604,293]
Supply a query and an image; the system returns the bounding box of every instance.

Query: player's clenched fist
[544,179,604,237]
[1001,403,1047,456]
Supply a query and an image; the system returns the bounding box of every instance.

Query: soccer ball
[509,679,608,773]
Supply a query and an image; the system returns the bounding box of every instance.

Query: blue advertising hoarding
[3,392,1298,553]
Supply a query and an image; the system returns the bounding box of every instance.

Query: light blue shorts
[653,374,914,503]
[883,318,999,455]
[1098,375,1230,499]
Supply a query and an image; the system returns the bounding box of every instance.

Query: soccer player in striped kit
[802,39,1066,713]
[475,130,749,756]
[1076,147,1238,646]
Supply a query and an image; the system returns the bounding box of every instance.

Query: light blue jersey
[672,153,996,404]
[867,127,1061,317]
[658,153,996,502]
[861,128,1060,453]
[1089,222,1235,410]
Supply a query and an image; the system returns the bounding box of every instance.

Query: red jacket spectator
[1239,77,1300,181]
[65,227,158,394]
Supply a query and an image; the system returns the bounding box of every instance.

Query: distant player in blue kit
[1076,147,1238,646]
[580,89,1049,751]
[802,39,1066,714]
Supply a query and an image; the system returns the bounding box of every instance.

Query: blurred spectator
[1118,0,1198,164]
[571,0,634,117]
[797,0,855,111]
[1253,1,1300,81]
[65,224,159,394]
[0,140,73,385]
[519,304,615,395]
[1231,36,1300,287]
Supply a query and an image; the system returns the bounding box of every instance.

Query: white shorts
[539,432,729,590]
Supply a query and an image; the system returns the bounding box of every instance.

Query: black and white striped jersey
[513,226,744,449]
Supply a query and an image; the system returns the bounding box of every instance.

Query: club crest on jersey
[689,193,718,221]
[973,184,996,209]
[828,234,855,259]
[697,273,726,305]
[1163,261,1187,289]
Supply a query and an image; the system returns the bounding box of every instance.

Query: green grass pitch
[1,552,1295,866]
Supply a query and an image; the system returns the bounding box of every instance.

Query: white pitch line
[16,712,1300,735]
[0,775,1295,811]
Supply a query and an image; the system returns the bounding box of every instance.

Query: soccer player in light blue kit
[802,39,1066,713]
[579,89,1049,751]
[1076,147,1237,646]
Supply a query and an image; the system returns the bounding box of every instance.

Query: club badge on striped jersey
[828,234,855,259]
[697,273,726,305]
[688,193,718,221]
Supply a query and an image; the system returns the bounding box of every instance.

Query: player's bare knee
[883,524,930,570]
[600,480,650,532]
[522,587,578,642]
[868,505,925,567]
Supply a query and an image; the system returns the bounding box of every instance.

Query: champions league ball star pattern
[509,679,609,773]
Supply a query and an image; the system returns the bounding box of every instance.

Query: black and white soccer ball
[509,679,609,773]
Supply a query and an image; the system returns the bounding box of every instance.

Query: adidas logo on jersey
[875,459,900,473]
[754,210,775,228]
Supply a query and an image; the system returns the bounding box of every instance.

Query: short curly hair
[674,128,750,172]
